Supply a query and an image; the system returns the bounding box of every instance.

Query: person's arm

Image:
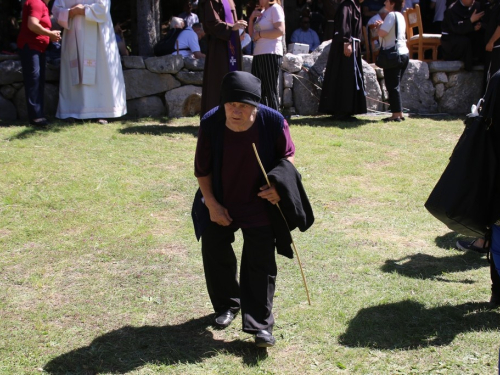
[203,0,246,41]
[486,26,500,52]
[377,13,394,38]
[27,16,61,42]
[197,175,233,226]
[253,6,285,42]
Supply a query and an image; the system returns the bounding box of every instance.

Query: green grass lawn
[0,115,498,374]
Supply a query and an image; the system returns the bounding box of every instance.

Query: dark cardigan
[191,104,285,240]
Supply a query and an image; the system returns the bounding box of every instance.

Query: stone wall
[0,41,484,121]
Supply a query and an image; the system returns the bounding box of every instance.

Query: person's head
[220,71,261,127]
[300,16,311,31]
[260,0,281,9]
[461,0,474,7]
[192,23,205,39]
[379,6,389,19]
[170,17,185,29]
[184,0,193,12]
[384,0,404,12]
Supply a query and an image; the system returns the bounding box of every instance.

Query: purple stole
[221,0,238,72]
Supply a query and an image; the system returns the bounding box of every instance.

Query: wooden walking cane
[252,143,311,305]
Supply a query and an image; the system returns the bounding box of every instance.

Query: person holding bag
[374,0,409,122]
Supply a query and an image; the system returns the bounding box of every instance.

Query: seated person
[441,0,484,71]
[362,0,385,25]
[171,22,206,59]
[290,16,321,52]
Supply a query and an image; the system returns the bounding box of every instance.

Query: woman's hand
[207,201,233,226]
[250,9,263,19]
[343,42,352,57]
[232,20,248,31]
[49,30,61,42]
[258,184,281,205]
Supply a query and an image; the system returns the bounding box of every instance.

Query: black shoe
[214,310,236,329]
[456,239,489,254]
[29,118,49,127]
[254,330,275,348]
[382,117,402,122]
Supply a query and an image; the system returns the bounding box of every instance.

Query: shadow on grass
[434,231,464,249]
[381,251,487,283]
[119,124,199,137]
[287,115,378,129]
[4,122,84,140]
[339,300,500,349]
[44,315,267,374]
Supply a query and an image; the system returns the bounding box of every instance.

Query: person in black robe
[440,0,485,71]
[318,0,367,121]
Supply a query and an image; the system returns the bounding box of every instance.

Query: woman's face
[224,102,257,129]
[259,0,270,9]
[384,0,395,12]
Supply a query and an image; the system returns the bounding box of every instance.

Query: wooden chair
[362,25,381,63]
[404,4,441,61]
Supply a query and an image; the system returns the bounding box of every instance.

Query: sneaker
[456,239,489,254]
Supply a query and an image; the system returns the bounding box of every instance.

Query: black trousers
[441,35,473,71]
[383,53,409,114]
[251,54,283,111]
[19,44,46,121]
[201,222,277,333]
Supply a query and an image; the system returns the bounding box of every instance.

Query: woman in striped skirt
[248,0,285,111]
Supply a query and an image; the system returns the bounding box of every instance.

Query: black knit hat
[220,71,261,107]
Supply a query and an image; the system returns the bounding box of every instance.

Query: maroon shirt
[195,118,295,228]
[17,0,52,52]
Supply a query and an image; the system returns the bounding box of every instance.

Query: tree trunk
[136,0,160,56]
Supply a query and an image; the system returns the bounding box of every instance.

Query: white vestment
[53,0,127,119]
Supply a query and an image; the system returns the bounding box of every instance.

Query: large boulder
[0,85,17,100]
[144,55,184,74]
[242,55,253,73]
[165,85,202,118]
[0,60,23,85]
[121,56,145,69]
[362,60,384,112]
[126,96,166,117]
[184,57,205,71]
[310,41,331,77]
[400,60,437,113]
[282,53,303,73]
[175,70,203,85]
[439,70,482,114]
[428,60,463,73]
[0,95,17,120]
[292,70,319,115]
[123,69,181,100]
[13,83,58,120]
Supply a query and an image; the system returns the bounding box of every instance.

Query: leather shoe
[214,310,236,328]
[254,330,275,347]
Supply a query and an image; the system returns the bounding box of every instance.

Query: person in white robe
[52,0,127,120]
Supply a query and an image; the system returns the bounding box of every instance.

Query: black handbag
[424,98,500,237]
[375,12,402,69]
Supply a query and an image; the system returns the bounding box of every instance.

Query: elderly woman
[17,0,61,127]
[192,71,301,348]
[248,0,285,110]
[374,0,409,122]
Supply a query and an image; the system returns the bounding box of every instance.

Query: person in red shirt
[17,0,61,127]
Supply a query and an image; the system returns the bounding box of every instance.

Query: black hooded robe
[318,0,367,116]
